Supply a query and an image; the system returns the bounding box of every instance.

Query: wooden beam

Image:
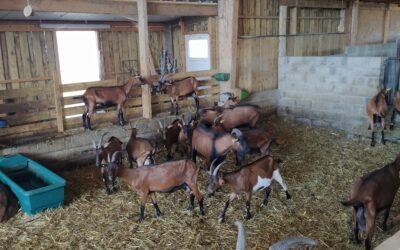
[279,0,347,9]
[279,6,288,57]
[0,0,217,17]
[179,18,186,72]
[137,0,154,119]
[383,5,390,43]
[217,0,239,92]
[289,7,297,35]
[351,0,359,44]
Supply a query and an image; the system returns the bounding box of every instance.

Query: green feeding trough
[212,73,230,81]
[0,154,66,215]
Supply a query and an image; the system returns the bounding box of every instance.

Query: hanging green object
[240,89,250,100]
[212,73,230,81]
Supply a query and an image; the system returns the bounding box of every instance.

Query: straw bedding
[1,116,400,249]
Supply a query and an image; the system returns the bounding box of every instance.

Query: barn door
[185,34,211,72]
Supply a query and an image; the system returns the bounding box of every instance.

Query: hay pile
[1,116,400,249]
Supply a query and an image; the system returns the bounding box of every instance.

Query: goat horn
[111,151,121,163]
[209,158,219,176]
[231,128,243,138]
[213,161,225,177]
[156,118,165,129]
[181,114,187,126]
[92,140,97,149]
[107,153,111,163]
[98,131,109,148]
[213,114,224,125]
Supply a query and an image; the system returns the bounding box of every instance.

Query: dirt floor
[1,116,400,249]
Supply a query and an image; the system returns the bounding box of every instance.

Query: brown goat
[0,183,19,222]
[390,90,400,130]
[157,116,194,160]
[213,105,260,132]
[126,128,155,169]
[208,156,291,223]
[158,76,200,115]
[366,88,390,146]
[92,132,123,168]
[191,124,250,169]
[82,75,144,129]
[104,152,204,222]
[223,96,240,108]
[199,106,224,126]
[341,154,400,250]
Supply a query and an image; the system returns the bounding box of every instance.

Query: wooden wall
[286,33,346,56]
[98,31,164,81]
[0,31,57,88]
[0,31,58,138]
[238,0,280,36]
[237,37,278,92]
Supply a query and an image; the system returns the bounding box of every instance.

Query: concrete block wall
[278,56,384,131]
[242,89,278,115]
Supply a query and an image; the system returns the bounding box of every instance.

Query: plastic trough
[0,154,66,215]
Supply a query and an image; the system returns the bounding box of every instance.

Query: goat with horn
[208,156,291,223]
[126,120,156,168]
[104,152,204,222]
[80,75,145,130]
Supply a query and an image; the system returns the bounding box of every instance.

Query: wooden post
[52,31,64,132]
[217,0,239,92]
[53,72,64,132]
[383,5,390,43]
[350,0,359,44]
[179,18,186,72]
[137,0,155,119]
[208,16,216,69]
[279,6,288,57]
[289,7,297,35]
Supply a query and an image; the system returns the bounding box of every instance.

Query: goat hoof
[106,189,112,195]
[136,217,144,223]
[200,210,205,216]
[352,238,361,245]
[382,140,386,145]
[371,142,376,147]
[260,202,268,208]
[245,213,252,220]
[286,191,292,200]
[390,126,394,130]
[218,217,225,223]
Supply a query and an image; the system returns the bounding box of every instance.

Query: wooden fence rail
[0,70,221,139]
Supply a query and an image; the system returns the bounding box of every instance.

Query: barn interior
[1,0,400,249]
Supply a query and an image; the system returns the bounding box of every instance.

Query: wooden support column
[217,0,239,92]
[383,5,390,43]
[137,0,155,119]
[350,0,359,44]
[179,18,186,72]
[289,7,297,35]
[279,6,288,57]
[52,31,64,132]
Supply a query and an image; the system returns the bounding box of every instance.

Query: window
[188,39,209,58]
[56,31,100,84]
[185,34,211,72]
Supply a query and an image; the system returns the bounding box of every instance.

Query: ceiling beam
[279,0,349,9]
[0,0,217,17]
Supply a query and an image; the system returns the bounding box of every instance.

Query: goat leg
[170,98,175,115]
[188,193,195,211]
[82,113,87,129]
[381,130,386,145]
[137,205,145,223]
[151,193,162,217]
[382,208,390,231]
[390,110,397,130]
[371,131,376,147]
[219,200,230,223]
[390,213,400,228]
[199,197,205,216]
[175,101,179,115]
[118,111,126,126]
[103,175,111,195]
[245,193,252,220]
[86,115,92,130]
[364,203,376,250]
[260,187,272,208]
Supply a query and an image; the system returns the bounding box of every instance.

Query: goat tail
[269,236,317,250]
[235,221,246,250]
[355,203,366,231]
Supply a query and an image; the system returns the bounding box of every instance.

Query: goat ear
[218,175,225,185]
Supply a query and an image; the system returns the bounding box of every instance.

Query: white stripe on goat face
[252,176,272,192]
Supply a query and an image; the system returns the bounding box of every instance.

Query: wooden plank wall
[0,31,58,139]
[98,31,164,82]
[237,37,278,92]
[287,34,346,56]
